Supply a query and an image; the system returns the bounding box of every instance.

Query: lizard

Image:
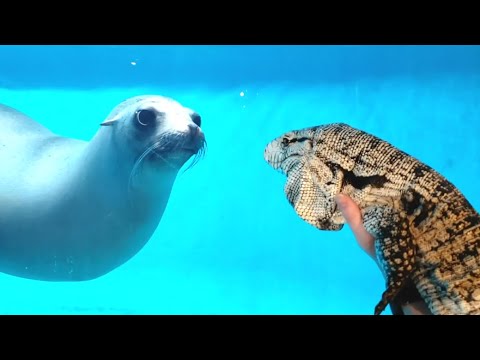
[263,122,480,315]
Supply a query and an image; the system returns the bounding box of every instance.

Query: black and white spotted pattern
[264,123,480,315]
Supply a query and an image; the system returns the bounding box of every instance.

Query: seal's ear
[100,114,122,126]
[100,119,117,126]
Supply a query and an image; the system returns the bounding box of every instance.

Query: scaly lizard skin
[264,123,480,315]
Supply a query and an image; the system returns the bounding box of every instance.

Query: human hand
[334,193,377,262]
[334,193,432,315]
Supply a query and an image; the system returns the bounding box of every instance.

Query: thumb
[335,193,363,229]
[335,193,377,260]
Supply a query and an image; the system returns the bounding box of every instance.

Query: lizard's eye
[281,137,290,146]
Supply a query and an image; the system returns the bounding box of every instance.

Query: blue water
[0,45,479,314]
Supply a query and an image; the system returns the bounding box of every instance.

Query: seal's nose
[188,123,200,137]
[190,113,201,128]
[186,123,204,151]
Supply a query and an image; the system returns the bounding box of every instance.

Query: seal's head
[101,95,206,172]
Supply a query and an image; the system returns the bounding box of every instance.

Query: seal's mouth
[145,129,207,172]
[161,134,205,156]
[148,127,205,155]
[178,145,202,154]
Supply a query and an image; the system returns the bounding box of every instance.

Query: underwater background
[0,45,479,315]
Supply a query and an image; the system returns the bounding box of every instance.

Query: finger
[335,193,363,229]
[335,194,376,259]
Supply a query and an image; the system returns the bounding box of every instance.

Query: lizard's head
[264,123,357,173]
[264,124,346,231]
[264,127,317,175]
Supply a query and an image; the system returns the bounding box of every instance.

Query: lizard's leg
[362,205,417,315]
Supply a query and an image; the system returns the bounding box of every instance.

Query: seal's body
[0,95,205,281]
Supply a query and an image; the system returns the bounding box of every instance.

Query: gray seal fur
[0,95,205,281]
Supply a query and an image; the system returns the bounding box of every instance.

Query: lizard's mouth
[264,142,287,171]
[281,157,299,176]
[264,148,302,178]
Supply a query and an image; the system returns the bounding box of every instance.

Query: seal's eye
[281,137,290,146]
[136,109,156,127]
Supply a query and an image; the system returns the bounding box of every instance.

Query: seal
[0,95,206,282]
